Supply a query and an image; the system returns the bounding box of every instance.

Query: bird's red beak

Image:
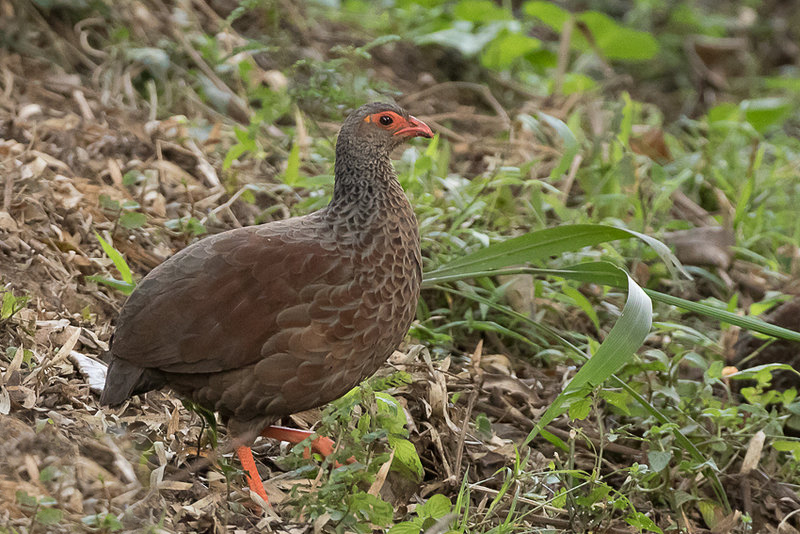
[394,115,434,139]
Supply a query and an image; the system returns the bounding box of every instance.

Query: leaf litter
[0,5,575,532]
[1,1,798,533]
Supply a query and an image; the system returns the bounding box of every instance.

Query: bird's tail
[99,357,145,406]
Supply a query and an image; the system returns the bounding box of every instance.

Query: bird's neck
[324,146,414,239]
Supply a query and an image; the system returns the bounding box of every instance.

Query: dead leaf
[740,430,765,474]
[664,226,734,269]
[69,351,107,394]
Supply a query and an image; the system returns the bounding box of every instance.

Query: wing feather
[110,221,354,374]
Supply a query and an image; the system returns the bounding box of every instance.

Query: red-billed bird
[100,102,433,504]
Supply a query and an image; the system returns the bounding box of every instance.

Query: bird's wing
[110,221,358,374]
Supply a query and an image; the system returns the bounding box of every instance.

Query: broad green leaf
[523,1,570,31]
[698,500,724,530]
[223,143,248,170]
[81,513,124,532]
[387,522,422,534]
[417,493,451,518]
[764,77,800,91]
[375,392,407,435]
[15,490,37,508]
[1,291,28,320]
[600,389,632,415]
[453,0,510,22]
[119,211,146,230]
[626,511,663,534]
[568,397,592,420]
[348,492,393,525]
[648,450,672,472]
[741,97,791,132]
[561,72,598,95]
[35,507,63,526]
[707,102,740,123]
[577,11,658,61]
[772,440,800,461]
[388,436,424,482]
[481,30,540,70]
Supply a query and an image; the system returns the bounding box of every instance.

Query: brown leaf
[630,128,672,163]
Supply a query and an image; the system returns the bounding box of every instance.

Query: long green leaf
[426,263,800,342]
[521,265,652,446]
[644,290,800,342]
[424,223,685,283]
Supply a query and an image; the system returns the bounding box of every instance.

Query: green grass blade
[644,289,800,342]
[522,264,652,446]
[94,232,134,285]
[85,275,136,295]
[426,262,800,342]
[424,223,685,283]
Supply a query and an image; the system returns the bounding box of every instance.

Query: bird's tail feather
[100,358,145,406]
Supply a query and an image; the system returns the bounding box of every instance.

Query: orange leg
[261,425,356,466]
[260,425,336,457]
[237,425,352,507]
[236,446,269,504]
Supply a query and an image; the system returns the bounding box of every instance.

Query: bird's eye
[379,115,393,126]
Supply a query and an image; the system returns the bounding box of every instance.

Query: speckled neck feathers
[325,113,413,240]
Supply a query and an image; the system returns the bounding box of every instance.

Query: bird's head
[338,102,434,156]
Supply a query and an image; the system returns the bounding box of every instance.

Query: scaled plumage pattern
[101,102,433,504]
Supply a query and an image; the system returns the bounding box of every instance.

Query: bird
[100,101,433,505]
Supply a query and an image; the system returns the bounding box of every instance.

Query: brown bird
[100,102,433,504]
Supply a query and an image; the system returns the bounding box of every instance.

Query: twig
[402,81,510,128]
[453,388,477,481]
[2,165,12,213]
[488,72,541,100]
[0,61,14,103]
[72,89,95,121]
[21,1,98,70]
[559,153,582,202]
[422,119,468,143]
[200,185,253,227]
[453,341,483,480]
[552,17,573,95]
[191,0,229,31]
[468,483,563,513]
[153,0,250,123]
[74,17,110,60]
